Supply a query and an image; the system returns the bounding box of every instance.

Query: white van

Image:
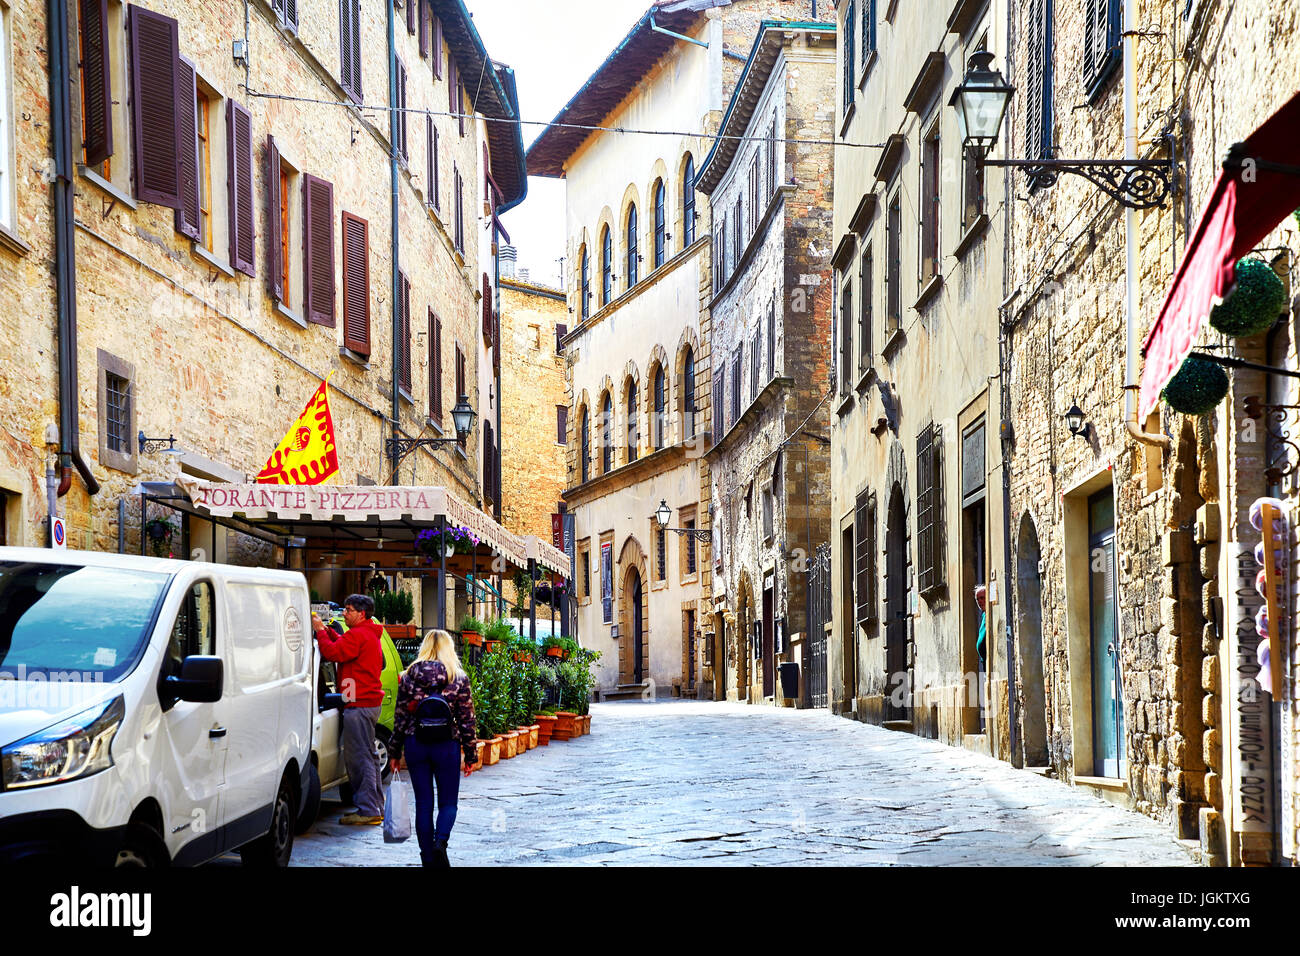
[0,547,317,866]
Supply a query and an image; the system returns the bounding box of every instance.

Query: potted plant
[534,710,557,745]
[484,617,514,654]
[460,613,484,648]
[383,589,417,641]
[145,516,178,557]
[542,635,566,658]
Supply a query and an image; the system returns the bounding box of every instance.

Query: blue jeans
[403,735,460,863]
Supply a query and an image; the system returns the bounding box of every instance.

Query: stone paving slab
[291,700,1195,867]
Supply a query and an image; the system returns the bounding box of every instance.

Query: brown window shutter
[340,0,361,102]
[458,80,465,136]
[396,59,408,160]
[556,322,567,354]
[342,211,371,354]
[266,135,282,301]
[419,0,430,57]
[455,345,466,447]
[284,0,298,33]
[482,273,492,344]
[128,5,182,209]
[426,116,435,208]
[397,271,412,393]
[406,0,416,35]
[225,100,255,276]
[433,16,443,78]
[80,0,113,167]
[302,174,335,326]
[557,406,567,445]
[431,312,443,421]
[174,57,200,240]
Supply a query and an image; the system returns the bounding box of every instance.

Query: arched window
[653,365,665,449]
[626,205,639,288]
[579,245,590,320]
[682,156,696,247]
[653,181,666,268]
[627,380,639,462]
[683,346,696,438]
[601,392,613,473]
[601,226,612,305]
[580,406,590,482]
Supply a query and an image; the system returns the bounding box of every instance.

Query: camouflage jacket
[390,661,477,764]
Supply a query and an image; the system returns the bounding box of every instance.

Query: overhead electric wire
[241,85,887,150]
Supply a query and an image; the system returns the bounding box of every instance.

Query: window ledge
[398,387,415,406]
[0,224,30,257]
[340,346,371,369]
[192,243,237,278]
[680,573,699,587]
[913,273,943,311]
[839,102,856,140]
[78,166,137,210]
[835,391,856,418]
[855,367,877,394]
[274,301,308,328]
[953,213,990,261]
[881,327,905,357]
[1074,774,1129,793]
[857,50,878,91]
[651,579,668,592]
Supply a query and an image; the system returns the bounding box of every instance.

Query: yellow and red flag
[256,374,339,484]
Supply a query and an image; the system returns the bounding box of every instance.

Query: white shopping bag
[382,773,411,844]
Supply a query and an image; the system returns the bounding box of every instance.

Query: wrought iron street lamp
[138,431,184,459]
[654,498,711,542]
[1065,403,1091,441]
[385,394,476,469]
[950,51,1174,210]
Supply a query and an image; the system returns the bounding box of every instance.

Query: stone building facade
[498,277,568,543]
[0,0,525,624]
[530,0,821,697]
[828,0,1011,748]
[696,22,836,706]
[1000,0,1300,867]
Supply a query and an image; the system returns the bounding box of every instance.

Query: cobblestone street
[292,701,1196,866]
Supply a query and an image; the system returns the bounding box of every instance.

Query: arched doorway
[1016,513,1048,766]
[884,485,911,721]
[629,569,644,684]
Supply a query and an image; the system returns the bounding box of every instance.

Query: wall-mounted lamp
[1065,403,1091,441]
[138,431,184,459]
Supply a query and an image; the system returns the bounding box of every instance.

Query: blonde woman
[387,629,480,866]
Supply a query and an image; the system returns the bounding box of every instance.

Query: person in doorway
[974,586,988,667]
[387,630,479,867]
[312,594,385,825]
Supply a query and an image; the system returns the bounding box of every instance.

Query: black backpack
[413,693,455,744]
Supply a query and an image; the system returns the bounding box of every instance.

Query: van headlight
[1,696,125,790]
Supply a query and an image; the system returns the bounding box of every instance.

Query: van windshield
[0,561,170,683]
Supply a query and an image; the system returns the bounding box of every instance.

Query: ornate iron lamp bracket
[385,436,461,470]
[1244,395,1300,486]
[982,157,1175,210]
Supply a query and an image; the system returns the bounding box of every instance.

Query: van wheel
[240,774,296,867]
[294,763,322,835]
[114,823,169,868]
[375,727,394,788]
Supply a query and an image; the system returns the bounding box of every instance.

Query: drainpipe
[387,0,401,484]
[48,0,99,500]
[1121,0,1171,452]
[649,14,709,49]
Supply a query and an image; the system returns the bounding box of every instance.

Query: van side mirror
[164,655,224,704]
[322,692,346,712]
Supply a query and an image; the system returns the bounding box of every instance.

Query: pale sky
[468,0,655,289]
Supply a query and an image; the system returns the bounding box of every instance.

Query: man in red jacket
[313,593,385,825]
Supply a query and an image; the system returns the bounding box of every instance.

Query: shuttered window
[730,348,741,426]
[339,0,362,103]
[886,190,901,333]
[855,490,877,627]
[482,272,493,344]
[80,0,113,167]
[174,57,200,240]
[556,322,568,354]
[556,405,567,445]
[397,270,411,394]
[452,164,464,253]
[626,205,639,288]
[843,0,856,114]
[839,279,853,395]
[226,100,255,276]
[916,422,945,594]
[128,5,182,209]
[1083,0,1120,97]
[271,0,298,32]
[920,124,940,281]
[429,311,443,421]
[341,211,370,354]
[579,246,590,318]
[601,226,612,305]
[682,156,696,246]
[767,300,776,380]
[683,346,696,438]
[396,58,408,162]
[426,116,439,211]
[580,407,590,482]
[433,16,443,78]
[767,120,778,197]
[601,394,613,473]
[712,364,724,439]
[656,527,667,581]
[750,330,760,402]
[405,0,416,35]
[862,0,876,59]
[1025,0,1053,166]
[454,346,466,449]
[419,0,430,57]
[653,181,665,268]
[627,381,638,462]
[653,366,664,449]
[266,135,283,301]
[302,174,335,326]
[483,419,495,504]
[859,245,872,371]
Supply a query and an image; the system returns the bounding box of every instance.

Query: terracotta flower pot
[524,724,539,749]
[474,740,485,766]
[545,646,563,658]
[463,630,483,647]
[482,737,501,765]
[485,639,503,654]
[583,714,592,735]
[534,714,555,746]
[553,711,576,740]
[502,730,518,758]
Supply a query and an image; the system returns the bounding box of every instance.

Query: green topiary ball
[1209,258,1286,337]
[1161,355,1229,416]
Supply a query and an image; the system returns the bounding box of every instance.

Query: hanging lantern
[1160,355,1229,415]
[1209,258,1286,337]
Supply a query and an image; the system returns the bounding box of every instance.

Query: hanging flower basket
[1161,355,1229,416]
[1209,258,1286,337]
